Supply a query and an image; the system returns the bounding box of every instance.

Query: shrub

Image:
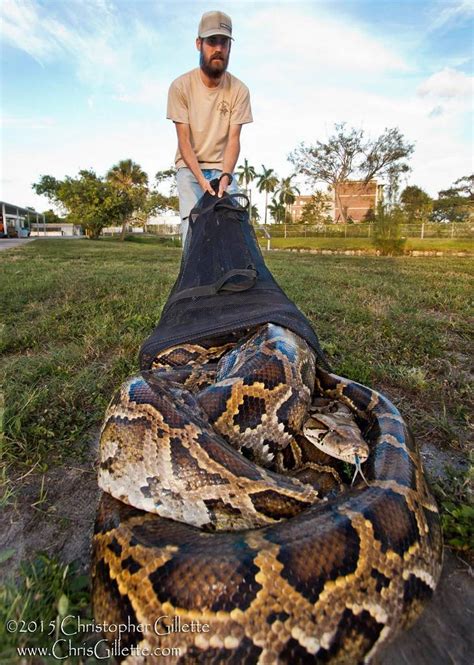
[372,203,407,256]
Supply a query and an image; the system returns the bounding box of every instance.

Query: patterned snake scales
[92,323,443,664]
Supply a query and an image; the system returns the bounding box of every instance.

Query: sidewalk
[0,238,36,251]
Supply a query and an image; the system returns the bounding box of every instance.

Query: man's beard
[200,51,229,79]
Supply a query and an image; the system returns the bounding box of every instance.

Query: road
[0,238,36,251]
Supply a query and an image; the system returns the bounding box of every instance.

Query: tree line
[33,123,473,239]
[33,161,178,240]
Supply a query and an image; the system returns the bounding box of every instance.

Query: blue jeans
[176,167,240,245]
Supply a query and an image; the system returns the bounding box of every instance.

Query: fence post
[421,223,424,239]
[284,224,287,238]
[451,222,455,238]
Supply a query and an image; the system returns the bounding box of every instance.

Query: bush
[372,204,407,256]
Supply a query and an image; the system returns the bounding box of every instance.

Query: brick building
[288,181,383,223]
[333,180,383,222]
[288,194,334,223]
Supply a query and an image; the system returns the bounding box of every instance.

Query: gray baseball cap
[198,11,233,40]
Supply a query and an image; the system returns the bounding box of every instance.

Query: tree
[149,169,179,217]
[33,170,127,239]
[268,198,286,224]
[385,163,411,208]
[277,174,300,222]
[250,204,260,224]
[289,123,414,223]
[155,168,177,185]
[34,163,178,239]
[400,185,433,223]
[155,168,177,197]
[431,174,473,223]
[131,190,179,228]
[299,191,332,225]
[256,165,279,225]
[444,174,474,200]
[106,159,148,240]
[236,159,257,209]
[42,209,64,224]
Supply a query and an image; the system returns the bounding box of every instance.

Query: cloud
[418,67,473,99]
[1,1,472,209]
[428,0,474,32]
[239,73,472,200]
[1,0,56,60]
[0,0,166,94]
[238,5,409,78]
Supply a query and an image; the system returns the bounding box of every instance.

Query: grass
[0,237,472,658]
[260,236,473,253]
[1,237,472,459]
[432,463,474,552]
[1,239,179,466]
[0,554,93,663]
[1,237,472,543]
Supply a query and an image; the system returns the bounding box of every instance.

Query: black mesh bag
[139,179,329,369]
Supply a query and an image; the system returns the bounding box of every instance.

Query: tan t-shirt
[167,68,253,169]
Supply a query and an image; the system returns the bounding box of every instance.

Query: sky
[1,0,473,214]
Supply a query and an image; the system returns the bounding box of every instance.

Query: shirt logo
[217,100,229,117]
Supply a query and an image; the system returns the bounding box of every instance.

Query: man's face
[197,36,231,78]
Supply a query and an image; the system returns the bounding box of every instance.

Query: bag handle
[189,190,250,223]
[165,267,257,307]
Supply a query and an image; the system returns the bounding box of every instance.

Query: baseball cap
[198,11,233,40]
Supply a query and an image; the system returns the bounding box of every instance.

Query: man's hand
[199,178,216,196]
[218,174,231,198]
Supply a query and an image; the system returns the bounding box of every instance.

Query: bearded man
[167,10,253,244]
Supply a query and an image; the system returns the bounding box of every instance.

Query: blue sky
[1,0,473,213]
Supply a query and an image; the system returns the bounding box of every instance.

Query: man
[167,10,253,244]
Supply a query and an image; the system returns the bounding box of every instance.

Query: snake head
[303,415,369,466]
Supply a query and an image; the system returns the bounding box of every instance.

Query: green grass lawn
[0,237,472,654]
[2,236,471,466]
[260,236,473,253]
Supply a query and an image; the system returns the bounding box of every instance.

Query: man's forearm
[221,132,241,176]
[178,136,208,188]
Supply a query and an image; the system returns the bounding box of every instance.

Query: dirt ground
[1,431,472,664]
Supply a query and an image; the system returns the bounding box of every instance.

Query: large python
[92,322,443,664]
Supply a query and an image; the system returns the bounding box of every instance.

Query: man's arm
[174,122,216,195]
[219,124,242,197]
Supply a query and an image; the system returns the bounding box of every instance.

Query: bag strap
[165,267,257,307]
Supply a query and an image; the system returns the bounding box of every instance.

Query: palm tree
[250,204,260,224]
[107,159,148,240]
[277,174,300,223]
[268,198,286,224]
[236,158,257,209]
[256,165,279,225]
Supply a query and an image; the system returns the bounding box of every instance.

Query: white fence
[260,222,473,239]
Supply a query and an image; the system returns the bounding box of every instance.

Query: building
[30,223,84,237]
[0,201,45,238]
[288,181,383,224]
[332,180,383,222]
[288,193,335,223]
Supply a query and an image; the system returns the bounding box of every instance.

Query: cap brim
[199,30,234,40]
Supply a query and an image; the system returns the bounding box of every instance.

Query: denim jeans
[176,167,240,245]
